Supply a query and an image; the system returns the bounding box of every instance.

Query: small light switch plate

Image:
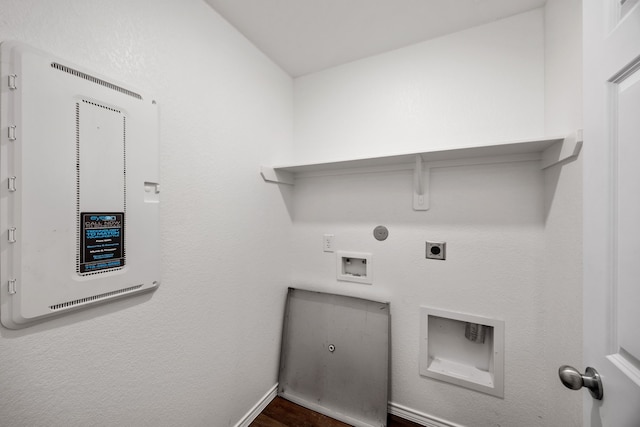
[323,234,334,252]
[426,241,446,260]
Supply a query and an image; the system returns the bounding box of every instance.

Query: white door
[582,0,640,425]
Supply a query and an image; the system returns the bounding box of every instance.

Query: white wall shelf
[262,132,582,182]
[261,132,582,211]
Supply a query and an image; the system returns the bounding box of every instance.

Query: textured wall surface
[542,0,584,425]
[293,9,545,164]
[0,1,293,426]
[544,0,583,137]
[288,7,583,427]
[290,162,551,427]
[0,2,583,426]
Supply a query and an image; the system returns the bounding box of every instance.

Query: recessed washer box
[0,42,160,329]
[336,251,372,284]
[419,307,505,398]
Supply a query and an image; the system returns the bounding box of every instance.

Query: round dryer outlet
[426,241,446,260]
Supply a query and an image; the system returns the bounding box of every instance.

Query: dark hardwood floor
[250,396,422,427]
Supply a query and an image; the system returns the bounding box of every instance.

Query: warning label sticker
[80,213,125,273]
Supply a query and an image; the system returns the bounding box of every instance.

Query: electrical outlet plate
[323,234,334,252]
[426,241,446,260]
[0,41,160,329]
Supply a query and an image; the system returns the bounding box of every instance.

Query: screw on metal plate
[373,225,389,241]
[328,344,336,353]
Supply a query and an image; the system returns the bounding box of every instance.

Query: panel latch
[8,74,17,90]
[8,279,16,295]
[8,227,16,243]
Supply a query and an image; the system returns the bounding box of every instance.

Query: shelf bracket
[261,166,294,185]
[413,155,430,211]
[541,129,583,169]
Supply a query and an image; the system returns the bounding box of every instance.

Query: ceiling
[204,0,546,77]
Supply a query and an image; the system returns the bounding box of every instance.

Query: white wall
[0,2,583,426]
[545,0,583,137]
[0,1,293,426]
[290,163,548,426]
[293,9,545,164]
[542,0,584,425]
[288,7,583,427]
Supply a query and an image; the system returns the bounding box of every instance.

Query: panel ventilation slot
[123,116,127,261]
[75,102,81,272]
[49,285,143,311]
[76,99,127,276]
[51,62,142,100]
[81,99,121,113]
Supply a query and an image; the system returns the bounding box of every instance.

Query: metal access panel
[0,41,160,329]
[278,288,390,427]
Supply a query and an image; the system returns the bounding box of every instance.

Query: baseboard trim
[388,402,466,427]
[235,384,465,427]
[234,384,278,427]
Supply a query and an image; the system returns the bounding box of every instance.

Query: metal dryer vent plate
[278,288,390,427]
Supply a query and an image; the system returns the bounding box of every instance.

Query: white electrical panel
[0,41,160,329]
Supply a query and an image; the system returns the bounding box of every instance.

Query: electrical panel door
[0,41,160,329]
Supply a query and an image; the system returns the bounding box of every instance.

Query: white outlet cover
[323,234,334,252]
